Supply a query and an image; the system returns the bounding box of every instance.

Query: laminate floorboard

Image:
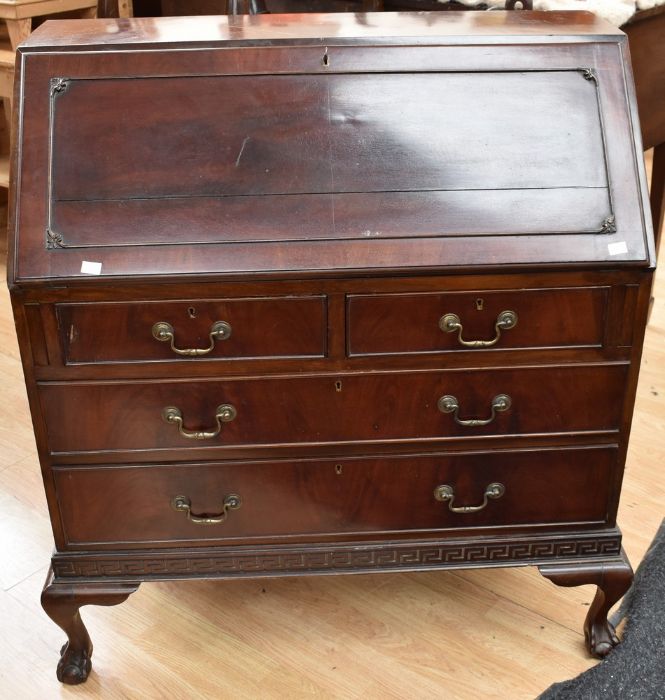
[0,151,662,698]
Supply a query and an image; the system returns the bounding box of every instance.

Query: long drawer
[40,365,627,455]
[347,287,609,356]
[54,447,616,547]
[57,296,327,364]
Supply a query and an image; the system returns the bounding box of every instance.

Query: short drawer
[39,364,627,456]
[56,296,327,364]
[54,447,616,547]
[347,287,608,356]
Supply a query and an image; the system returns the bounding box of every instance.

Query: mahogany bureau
[8,10,655,684]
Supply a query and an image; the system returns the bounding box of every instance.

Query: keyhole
[322,52,330,67]
[475,298,484,311]
[335,380,342,392]
[335,464,343,475]
[187,307,197,318]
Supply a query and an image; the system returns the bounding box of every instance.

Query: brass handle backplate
[434,482,505,513]
[162,404,237,440]
[152,320,232,356]
[171,494,241,525]
[439,310,517,348]
[438,394,511,427]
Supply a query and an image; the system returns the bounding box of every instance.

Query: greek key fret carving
[52,536,622,580]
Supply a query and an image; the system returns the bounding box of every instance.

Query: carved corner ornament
[600,215,617,234]
[580,68,598,84]
[50,77,69,97]
[46,228,65,249]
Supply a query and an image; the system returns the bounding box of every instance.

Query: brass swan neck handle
[152,320,232,356]
[439,310,517,348]
[438,393,511,427]
[162,404,237,440]
[434,483,505,514]
[171,494,241,525]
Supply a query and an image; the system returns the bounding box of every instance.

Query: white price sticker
[608,241,628,256]
[80,260,102,275]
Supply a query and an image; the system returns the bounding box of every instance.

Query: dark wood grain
[539,551,633,658]
[53,446,617,547]
[57,295,327,363]
[52,72,606,199]
[46,70,610,250]
[9,14,653,283]
[52,188,613,246]
[348,287,609,356]
[8,12,654,681]
[39,364,628,456]
[651,144,665,250]
[40,568,140,684]
[23,12,622,49]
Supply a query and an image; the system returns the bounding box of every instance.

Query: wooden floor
[0,164,663,698]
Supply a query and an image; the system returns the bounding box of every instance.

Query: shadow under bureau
[8,10,655,684]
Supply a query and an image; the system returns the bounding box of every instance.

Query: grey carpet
[538,519,665,700]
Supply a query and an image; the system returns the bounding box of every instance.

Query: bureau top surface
[23,11,622,49]
[9,12,654,285]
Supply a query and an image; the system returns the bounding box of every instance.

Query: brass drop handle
[434,482,505,513]
[162,404,237,440]
[439,310,517,348]
[152,320,232,356]
[438,394,511,427]
[171,494,241,525]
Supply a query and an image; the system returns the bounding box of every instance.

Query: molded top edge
[21,11,623,51]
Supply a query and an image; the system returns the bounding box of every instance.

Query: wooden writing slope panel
[48,71,611,245]
[10,11,653,282]
[8,11,655,686]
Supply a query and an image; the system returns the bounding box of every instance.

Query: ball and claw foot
[41,567,140,685]
[586,618,621,659]
[539,550,633,659]
[57,642,92,685]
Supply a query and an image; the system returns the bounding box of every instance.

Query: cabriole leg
[538,550,633,659]
[40,567,140,685]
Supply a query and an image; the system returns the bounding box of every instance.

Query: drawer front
[54,447,616,546]
[57,296,327,364]
[40,365,626,455]
[347,287,608,356]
